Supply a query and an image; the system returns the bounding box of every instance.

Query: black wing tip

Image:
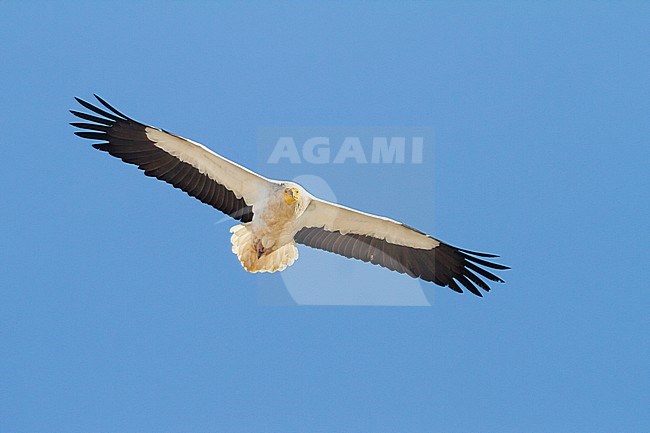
[446,284,483,297]
[74,131,107,140]
[439,244,510,296]
[458,262,507,296]
[449,277,484,297]
[456,275,483,297]
[74,96,93,108]
[458,247,500,258]
[74,95,99,105]
[71,94,131,123]
[93,94,131,119]
[459,249,510,270]
[92,93,108,106]
[447,279,463,294]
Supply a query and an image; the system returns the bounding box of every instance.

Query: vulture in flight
[71,95,508,297]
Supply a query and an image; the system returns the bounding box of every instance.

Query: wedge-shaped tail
[230,225,299,273]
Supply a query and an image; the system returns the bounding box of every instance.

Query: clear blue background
[1,2,648,432]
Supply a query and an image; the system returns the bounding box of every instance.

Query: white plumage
[71,95,508,297]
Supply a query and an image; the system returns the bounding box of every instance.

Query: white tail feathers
[229,224,299,273]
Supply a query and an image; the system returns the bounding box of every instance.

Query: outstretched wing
[295,198,508,297]
[70,95,274,222]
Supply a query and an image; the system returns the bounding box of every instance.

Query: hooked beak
[284,188,298,205]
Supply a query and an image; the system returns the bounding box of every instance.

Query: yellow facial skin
[284,187,299,205]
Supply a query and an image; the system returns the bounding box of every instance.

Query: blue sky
[1,1,648,432]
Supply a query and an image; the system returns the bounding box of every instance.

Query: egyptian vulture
[70,95,508,297]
